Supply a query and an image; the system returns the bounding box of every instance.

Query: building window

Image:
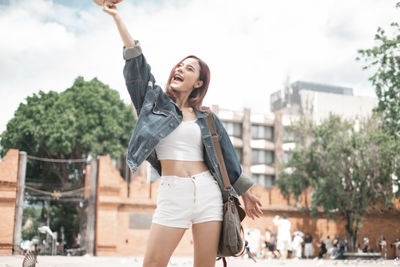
[283,151,292,163]
[251,125,273,140]
[283,128,294,142]
[253,174,275,188]
[252,149,274,165]
[222,121,242,137]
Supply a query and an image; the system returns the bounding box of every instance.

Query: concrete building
[212,105,277,188]
[270,80,378,164]
[270,80,378,121]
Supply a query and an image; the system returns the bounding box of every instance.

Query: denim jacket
[123,41,254,201]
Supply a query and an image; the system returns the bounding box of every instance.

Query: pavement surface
[0,256,399,267]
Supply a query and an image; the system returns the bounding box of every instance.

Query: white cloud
[0,0,399,135]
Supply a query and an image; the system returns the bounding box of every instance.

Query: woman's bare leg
[143,223,186,267]
[192,221,222,267]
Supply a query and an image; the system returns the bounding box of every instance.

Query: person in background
[362,237,369,252]
[326,235,332,257]
[390,238,400,258]
[291,232,304,259]
[304,233,313,259]
[246,228,261,258]
[273,214,291,259]
[335,237,346,259]
[330,238,338,259]
[318,237,327,258]
[263,227,277,259]
[379,235,387,259]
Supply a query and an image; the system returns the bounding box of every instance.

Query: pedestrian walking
[263,227,278,259]
[246,228,261,258]
[101,2,263,266]
[273,214,291,259]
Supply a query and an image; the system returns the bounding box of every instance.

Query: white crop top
[155,120,203,161]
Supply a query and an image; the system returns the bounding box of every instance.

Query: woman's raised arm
[102,2,155,115]
[103,3,135,48]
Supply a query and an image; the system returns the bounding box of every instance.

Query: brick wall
[95,157,195,256]
[246,185,400,259]
[0,149,19,255]
[94,157,400,258]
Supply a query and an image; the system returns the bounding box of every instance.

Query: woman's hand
[101,0,135,48]
[103,1,119,18]
[241,191,262,220]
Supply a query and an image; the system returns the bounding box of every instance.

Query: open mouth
[173,74,184,82]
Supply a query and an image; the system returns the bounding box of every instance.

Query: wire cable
[27,155,88,163]
[24,185,85,199]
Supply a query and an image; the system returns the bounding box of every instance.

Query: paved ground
[0,256,399,267]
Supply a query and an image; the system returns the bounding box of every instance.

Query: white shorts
[152,170,223,229]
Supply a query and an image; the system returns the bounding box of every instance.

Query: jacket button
[208,145,212,148]
[159,133,163,137]
[215,164,219,168]
[170,122,174,127]
[144,149,148,152]
[201,126,204,129]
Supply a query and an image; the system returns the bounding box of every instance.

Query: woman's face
[169,57,203,94]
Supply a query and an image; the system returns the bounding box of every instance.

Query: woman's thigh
[143,223,186,267]
[192,221,221,267]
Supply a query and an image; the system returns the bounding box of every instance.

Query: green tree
[1,76,135,186]
[357,2,400,137]
[48,202,80,248]
[21,206,41,241]
[0,77,135,248]
[277,115,400,252]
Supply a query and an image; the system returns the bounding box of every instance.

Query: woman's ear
[194,80,203,89]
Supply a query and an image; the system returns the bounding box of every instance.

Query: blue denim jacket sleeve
[212,113,255,195]
[122,41,155,114]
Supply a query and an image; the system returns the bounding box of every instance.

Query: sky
[0,0,399,134]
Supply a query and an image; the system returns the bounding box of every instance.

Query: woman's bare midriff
[160,160,209,177]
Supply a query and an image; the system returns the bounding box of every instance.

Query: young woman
[102,3,263,267]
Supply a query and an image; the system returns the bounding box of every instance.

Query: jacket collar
[168,95,209,119]
[194,108,209,119]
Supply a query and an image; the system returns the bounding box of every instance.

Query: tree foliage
[21,203,80,249]
[22,206,41,241]
[357,2,400,137]
[47,202,80,248]
[277,115,400,252]
[1,77,135,248]
[0,77,135,186]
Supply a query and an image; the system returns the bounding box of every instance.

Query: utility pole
[13,151,27,254]
[86,158,98,255]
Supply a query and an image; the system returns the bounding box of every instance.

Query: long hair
[165,55,210,111]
